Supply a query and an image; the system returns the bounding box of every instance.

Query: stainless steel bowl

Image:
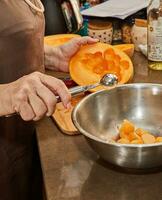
[72,83,162,169]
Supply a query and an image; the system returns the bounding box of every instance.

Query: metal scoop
[67,73,118,97]
[4,74,118,118]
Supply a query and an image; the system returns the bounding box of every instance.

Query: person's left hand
[44,36,98,72]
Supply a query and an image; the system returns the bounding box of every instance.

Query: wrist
[0,84,13,116]
[44,45,63,71]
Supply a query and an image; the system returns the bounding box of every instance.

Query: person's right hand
[1,72,71,121]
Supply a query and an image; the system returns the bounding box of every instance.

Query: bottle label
[148,17,162,61]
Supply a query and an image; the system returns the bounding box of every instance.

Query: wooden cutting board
[52,94,85,135]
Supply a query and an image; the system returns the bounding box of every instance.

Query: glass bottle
[148,0,162,70]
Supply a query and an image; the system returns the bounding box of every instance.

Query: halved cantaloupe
[70,42,133,92]
[44,34,134,58]
[44,34,81,47]
[113,44,134,58]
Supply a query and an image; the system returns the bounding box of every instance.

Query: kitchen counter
[36,52,162,200]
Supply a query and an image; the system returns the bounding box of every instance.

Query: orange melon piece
[119,131,129,140]
[70,43,133,92]
[131,139,143,144]
[119,119,135,136]
[156,137,162,143]
[117,138,130,144]
[44,34,81,47]
[115,120,161,145]
[135,128,150,136]
[114,44,134,58]
[141,134,156,144]
[128,132,141,141]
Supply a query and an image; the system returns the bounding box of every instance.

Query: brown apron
[0,0,45,199]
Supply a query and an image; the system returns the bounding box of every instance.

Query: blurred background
[41,0,147,48]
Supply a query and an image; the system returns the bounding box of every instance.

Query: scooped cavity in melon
[79,47,130,82]
[70,43,133,92]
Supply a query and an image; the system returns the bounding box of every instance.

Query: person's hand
[0,72,71,121]
[44,36,98,72]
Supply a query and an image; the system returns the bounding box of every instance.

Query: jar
[88,19,113,44]
[131,18,147,51]
[87,0,100,6]
[121,23,132,43]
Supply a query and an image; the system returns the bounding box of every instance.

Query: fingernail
[66,102,72,109]
[46,112,51,117]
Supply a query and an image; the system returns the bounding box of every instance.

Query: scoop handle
[55,85,91,102]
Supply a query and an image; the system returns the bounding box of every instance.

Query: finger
[63,37,98,52]
[28,92,47,121]
[19,102,35,121]
[72,36,98,46]
[40,75,71,108]
[79,36,99,44]
[36,83,57,116]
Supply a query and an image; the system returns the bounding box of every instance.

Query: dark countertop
[36,52,162,200]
